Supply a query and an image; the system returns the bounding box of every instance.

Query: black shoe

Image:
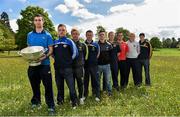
[108,92,112,97]
[48,107,55,116]
[145,84,151,86]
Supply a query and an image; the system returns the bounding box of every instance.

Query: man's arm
[38,46,53,61]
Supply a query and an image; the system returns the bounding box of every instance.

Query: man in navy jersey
[53,24,78,109]
[84,30,101,102]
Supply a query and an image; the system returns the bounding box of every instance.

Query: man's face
[139,35,145,40]
[108,32,115,41]
[129,34,135,41]
[72,31,80,41]
[86,32,93,41]
[117,33,124,41]
[34,16,44,28]
[58,26,67,37]
[99,32,105,41]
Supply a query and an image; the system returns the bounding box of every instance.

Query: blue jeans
[98,64,112,93]
[138,59,151,85]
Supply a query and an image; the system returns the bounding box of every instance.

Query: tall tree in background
[0,12,11,31]
[15,6,57,49]
[162,38,172,48]
[115,27,130,41]
[150,37,162,50]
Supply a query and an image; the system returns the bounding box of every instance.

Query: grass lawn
[0,49,179,116]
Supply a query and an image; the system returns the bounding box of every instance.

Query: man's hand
[37,54,47,62]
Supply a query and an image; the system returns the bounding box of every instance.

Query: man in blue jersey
[53,24,78,109]
[27,14,55,115]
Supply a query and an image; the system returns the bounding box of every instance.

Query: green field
[0,49,179,116]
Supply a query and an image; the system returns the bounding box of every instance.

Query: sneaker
[95,97,100,102]
[48,108,55,116]
[31,103,41,110]
[80,98,84,105]
[72,103,78,109]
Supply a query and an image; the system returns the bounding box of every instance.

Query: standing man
[108,31,121,91]
[84,30,100,102]
[53,24,78,109]
[27,14,55,114]
[117,32,129,89]
[126,33,140,86]
[138,33,152,86]
[98,30,113,96]
[71,28,88,105]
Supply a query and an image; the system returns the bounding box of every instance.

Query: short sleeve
[47,34,54,46]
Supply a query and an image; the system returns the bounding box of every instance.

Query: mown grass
[0,49,179,116]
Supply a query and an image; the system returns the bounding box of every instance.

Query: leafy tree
[15,6,57,49]
[0,12,11,30]
[150,37,162,50]
[115,27,130,41]
[162,38,171,48]
[171,37,178,48]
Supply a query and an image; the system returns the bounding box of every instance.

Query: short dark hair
[139,33,145,37]
[34,14,44,20]
[108,31,114,36]
[98,30,105,34]
[86,30,93,34]
[57,24,66,29]
[116,31,123,36]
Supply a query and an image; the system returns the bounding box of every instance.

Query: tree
[162,38,171,48]
[0,29,17,54]
[15,6,57,49]
[171,37,178,48]
[150,37,162,50]
[0,12,11,30]
[115,27,130,41]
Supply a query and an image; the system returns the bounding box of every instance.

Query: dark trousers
[28,65,55,108]
[55,68,77,104]
[118,60,128,88]
[110,62,119,88]
[84,65,100,98]
[138,59,151,85]
[126,58,140,86]
[73,66,84,99]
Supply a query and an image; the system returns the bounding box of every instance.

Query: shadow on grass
[0,55,21,58]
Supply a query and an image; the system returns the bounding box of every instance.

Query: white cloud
[55,0,103,21]
[74,0,180,39]
[10,19,18,32]
[64,0,84,10]
[55,4,70,14]
[84,0,92,3]
[100,0,112,2]
[72,8,104,20]
[108,4,136,13]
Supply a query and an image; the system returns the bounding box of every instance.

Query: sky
[0,0,180,39]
